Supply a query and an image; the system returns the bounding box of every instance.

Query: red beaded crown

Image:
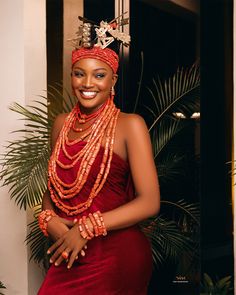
[70,15,130,73]
[72,47,119,73]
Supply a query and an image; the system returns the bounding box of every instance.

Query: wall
[0,0,46,294]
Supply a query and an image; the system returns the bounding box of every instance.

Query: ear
[112,74,118,87]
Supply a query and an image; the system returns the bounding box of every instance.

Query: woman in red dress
[38,17,160,295]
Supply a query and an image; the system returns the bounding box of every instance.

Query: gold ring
[62,251,69,259]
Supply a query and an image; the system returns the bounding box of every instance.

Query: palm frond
[1,99,50,208]
[141,216,195,267]
[1,135,49,209]
[9,102,49,127]
[26,207,51,268]
[201,273,233,295]
[133,51,144,113]
[152,117,186,159]
[0,91,76,210]
[148,62,200,131]
[161,199,200,225]
[156,153,186,184]
[141,198,200,269]
[47,84,77,114]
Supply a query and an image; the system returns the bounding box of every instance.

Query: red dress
[38,141,153,295]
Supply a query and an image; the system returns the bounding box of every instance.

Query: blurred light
[191,112,200,119]
[173,112,201,119]
[173,112,187,119]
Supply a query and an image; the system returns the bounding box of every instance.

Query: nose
[83,75,93,88]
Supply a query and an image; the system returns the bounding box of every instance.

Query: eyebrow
[73,66,108,72]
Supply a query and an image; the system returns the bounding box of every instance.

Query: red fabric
[38,141,153,294]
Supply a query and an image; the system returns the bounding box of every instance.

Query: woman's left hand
[48,223,87,269]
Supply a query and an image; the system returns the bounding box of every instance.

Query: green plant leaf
[215,275,232,289]
[26,207,51,268]
[1,136,49,209]
[151,117,186,159]
[156,153,186,184]
[161,199,200,225]
[147,62,200,131]
[201,273,233,295]
[141,215,196,267]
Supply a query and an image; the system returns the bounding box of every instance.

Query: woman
[38,17,160,295]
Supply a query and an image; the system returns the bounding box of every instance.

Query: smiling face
[71,58,118,114]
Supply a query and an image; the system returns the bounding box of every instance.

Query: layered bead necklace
[48,97,120,216]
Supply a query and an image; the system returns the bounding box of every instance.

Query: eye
[73,70,84,78]
[95,73,106,79]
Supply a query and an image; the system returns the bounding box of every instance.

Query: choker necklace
[72,100,108,132]
[48,97,120,216]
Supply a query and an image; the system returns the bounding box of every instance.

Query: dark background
[200,0,233,288]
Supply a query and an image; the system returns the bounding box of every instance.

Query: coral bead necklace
[72,100,108,132]
[48,97,120,216]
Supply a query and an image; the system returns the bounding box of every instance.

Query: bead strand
[48,97,120,215]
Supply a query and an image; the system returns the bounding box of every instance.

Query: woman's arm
[103,113,160,230]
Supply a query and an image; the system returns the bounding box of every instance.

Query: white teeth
[81,91,96,97]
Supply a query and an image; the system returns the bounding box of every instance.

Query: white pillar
[24,1,47,294]
[0,0,46,294]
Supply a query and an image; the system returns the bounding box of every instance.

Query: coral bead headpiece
[72,47,119,73]
[70,15,130,73]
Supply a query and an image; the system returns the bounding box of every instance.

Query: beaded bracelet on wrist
[38,209,57,237]
[78,210,107,240]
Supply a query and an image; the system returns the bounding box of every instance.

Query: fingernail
[81,250,85,256]
[73,218,77,223]
[50,259,53,263]
[55,262,58,266]
[67,265,71,269]
[47,250,50,254]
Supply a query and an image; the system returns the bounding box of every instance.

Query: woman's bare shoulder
[118,112,148,139]
[118,112,146,125]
